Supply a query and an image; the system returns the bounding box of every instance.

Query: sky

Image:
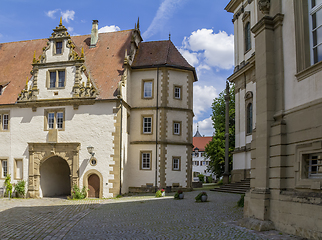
[0,0,234,137]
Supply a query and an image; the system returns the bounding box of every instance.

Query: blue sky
[0,0,234,136]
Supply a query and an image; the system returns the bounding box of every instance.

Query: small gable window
[48,70,65,89]
[55,41,63,54]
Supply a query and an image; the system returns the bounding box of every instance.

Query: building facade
[226,0,322,239]
[192,129,213,180]
[0,19,196,198]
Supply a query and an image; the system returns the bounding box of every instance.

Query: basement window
[304,152,322,178]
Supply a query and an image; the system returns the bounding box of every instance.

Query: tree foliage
[205,84,235,178]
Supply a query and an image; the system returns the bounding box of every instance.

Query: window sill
[47,87,65,90]
[296,60,322,82]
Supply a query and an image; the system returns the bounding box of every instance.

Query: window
[305,152,322,178]
[1,159,7,178]
[246,103,253,134]
[172,157,181,171]
[309,0,322,64]
[55,41,63,54]
[142,116,153,134]
[0,112,9,131]
[14,159,23,180]
[142,80,153,99]
[48,70,65,88]
[0,85,2,95]
[140,151,152,170]
[194,152,199,157]
[174,85,182,100]
[195,161,199,166]
[245,22,251,52]
[173,121,181,135]
[44,109,65,130]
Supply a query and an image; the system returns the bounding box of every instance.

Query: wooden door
[88,174,100,198]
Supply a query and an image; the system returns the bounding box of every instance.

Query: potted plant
[195,191,208,202]
[155,189,165,198]
[174,190,184,200]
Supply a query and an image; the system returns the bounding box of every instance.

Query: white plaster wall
[282,1,322,111]
[46,40,70,63]
[235,90,240,148]
[166,111,188,142]
[126,144,157,188]
[192,154,212,177]
[165,145,187,187]
[167,70,189,109]
[37,66,79,99]
[0,101,117,198]
[233,152,246,170]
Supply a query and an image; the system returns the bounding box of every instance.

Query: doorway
[88,174,100,198]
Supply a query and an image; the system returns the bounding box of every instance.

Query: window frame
[141,115,153,135]
[140,151,152,170]
[308,0,322,65]
[173,85,182,100]
[246,103,253,134]
[44,108,65,131]
[54,41,63,55]
[244,21,252,53]
[0,158,8,179]
[305,152,322,179]
[47,69,66,89]
[0,112,10,132]
[172,156,181,171]
[141,79,154,99]
[14,158,23,180]
[173,121,182,136]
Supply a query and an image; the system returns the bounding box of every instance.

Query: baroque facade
[226,0,322,239]
[0,19,196,198]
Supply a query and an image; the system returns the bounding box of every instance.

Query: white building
[0,19,197,198]
[192,129,213,181]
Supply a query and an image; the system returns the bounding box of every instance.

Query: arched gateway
[27,143,80,198]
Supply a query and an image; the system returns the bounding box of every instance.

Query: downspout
[119,98,123,196]
[155,67,159,192]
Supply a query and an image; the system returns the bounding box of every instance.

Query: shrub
[237,194,245,207]
[217,179,223,185]
[195,191,207,202]
[14,180,26,198]
[155,190,162,198]
[71,184,87,199]
[4,174,13,197]
[197,174,205,183]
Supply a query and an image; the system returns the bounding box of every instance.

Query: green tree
[205,84,235,178]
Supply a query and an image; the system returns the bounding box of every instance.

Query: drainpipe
[155,68,159,193]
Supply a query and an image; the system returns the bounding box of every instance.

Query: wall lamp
[87,146,95,157]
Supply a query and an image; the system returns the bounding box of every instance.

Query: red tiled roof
[193,137,213,152]
[0,30,132,104]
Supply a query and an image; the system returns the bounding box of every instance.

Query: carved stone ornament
[50,18,70,39]
[258,0,270,15]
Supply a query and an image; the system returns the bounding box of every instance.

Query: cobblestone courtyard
[0,191,304,240]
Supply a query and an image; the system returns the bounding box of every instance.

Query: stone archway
[83,169,103,198]
[40,156,71,197]
[28,143,80,198]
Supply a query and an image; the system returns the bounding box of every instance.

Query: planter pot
[161,192,165,197]
[179,193,184,199]
[201,195,207,202]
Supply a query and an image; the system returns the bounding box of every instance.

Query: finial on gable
[137,17,140,30]
[169,32,171,40]
[25,77,29,90]
[59,16,62,26]
[33,51,37,63]
[81,47,84,59]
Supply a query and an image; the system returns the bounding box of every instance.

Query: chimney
[91,20,99,47]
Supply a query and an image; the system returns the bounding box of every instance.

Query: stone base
[238,218,275,231]
[231,169,251,183]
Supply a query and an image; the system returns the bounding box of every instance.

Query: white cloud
[61,10,75,23]
[143,0,183,39]
[178,48,199,67]
[67,26,74,32]
[98,25,121,33]
[193,85,218,120]
[193,118,214,137]
[182,29,234,70]
[46,9,59,19]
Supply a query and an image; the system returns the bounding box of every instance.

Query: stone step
[210,178,250,194]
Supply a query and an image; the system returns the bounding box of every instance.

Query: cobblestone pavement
[0,191,304,240]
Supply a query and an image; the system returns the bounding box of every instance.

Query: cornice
[228,54,255,83]
[225,0,243,13]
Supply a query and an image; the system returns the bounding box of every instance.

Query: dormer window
[0,86,2,95]
[55,41,63,55]
[48,69,65,89]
